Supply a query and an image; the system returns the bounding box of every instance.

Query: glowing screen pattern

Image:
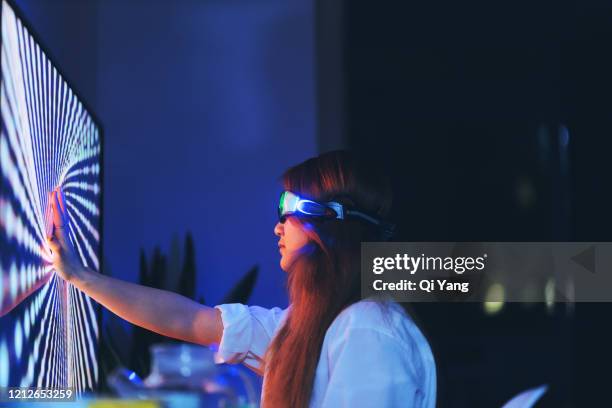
[0,1,100,391]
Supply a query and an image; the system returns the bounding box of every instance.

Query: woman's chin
[280,258,290,272]
[280,254,298,273]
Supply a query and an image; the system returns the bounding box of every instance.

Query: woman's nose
[274,222,283,237]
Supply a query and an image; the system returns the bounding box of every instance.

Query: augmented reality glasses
[277,191,396,239]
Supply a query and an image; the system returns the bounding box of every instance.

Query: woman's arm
[72,267,222,345]
[47,188,222,346]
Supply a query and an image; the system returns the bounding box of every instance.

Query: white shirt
[214,299,437,407]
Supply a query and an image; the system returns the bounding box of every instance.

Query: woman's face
[274,216,310,271]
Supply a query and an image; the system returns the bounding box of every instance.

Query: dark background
[14,0,612,406]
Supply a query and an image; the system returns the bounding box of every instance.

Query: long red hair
[262,151,392,407]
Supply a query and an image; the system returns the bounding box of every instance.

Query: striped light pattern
[0,1,100,391]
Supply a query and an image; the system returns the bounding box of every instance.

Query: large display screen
[0,0,101,391]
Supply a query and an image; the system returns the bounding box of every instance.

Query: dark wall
[344,0,612,406]
[14,0,98,108]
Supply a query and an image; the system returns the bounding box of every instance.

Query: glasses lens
[278,191,299,221]
[278,191,287,220]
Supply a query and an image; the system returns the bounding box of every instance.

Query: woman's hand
[46,187,84,282]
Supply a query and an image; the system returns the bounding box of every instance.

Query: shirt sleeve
[320,327,429,407]
[213,303,287,372]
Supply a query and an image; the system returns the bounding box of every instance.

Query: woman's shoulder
[329,299,415,337]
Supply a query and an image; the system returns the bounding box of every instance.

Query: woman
[48,150,436,407]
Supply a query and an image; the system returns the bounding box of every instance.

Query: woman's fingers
[56,187,68,225]
[51,190,65,228]
[58,186,67,215]
[51,189,70,248]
